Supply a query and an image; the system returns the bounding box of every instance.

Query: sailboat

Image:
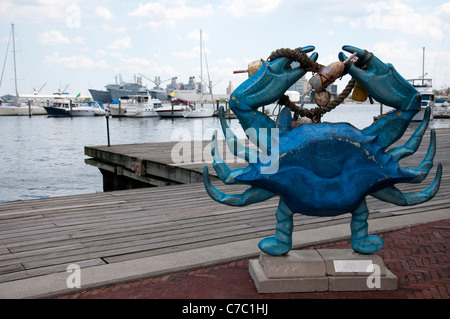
[182,30,214,118]
[408,47,435,122]
[408,78,435,122]
[0,24,46,116]
[182,106,214,118]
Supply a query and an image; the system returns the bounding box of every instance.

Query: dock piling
[106,115,111,147]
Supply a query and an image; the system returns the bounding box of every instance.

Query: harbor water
[1,103,448,203]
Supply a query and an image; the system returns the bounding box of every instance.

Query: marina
[0,125,448,297]
[1,103,450,203]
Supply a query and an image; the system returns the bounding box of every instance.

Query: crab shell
[234,122,414,217]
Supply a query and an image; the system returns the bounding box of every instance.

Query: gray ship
[89,75,148,103]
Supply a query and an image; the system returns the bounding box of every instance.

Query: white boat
[109,100,128,117]
[44,100,107,117]
[126,95,162,118]
[169,30,217,104]
[0,103,46,116]
[156,99,192,118]
[408,78,435,122]
[409,48,435,122]
[183,106,214,118]
[434,100,450,118]
[0,24,47,116]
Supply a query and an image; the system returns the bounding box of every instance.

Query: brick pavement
[60,218,449,300]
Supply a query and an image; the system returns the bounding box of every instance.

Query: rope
[267,47,325,73]
[267,47,357,123]
[281,79,356,123]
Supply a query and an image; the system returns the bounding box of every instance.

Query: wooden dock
[84,139,248,190]
[0,128,448,289]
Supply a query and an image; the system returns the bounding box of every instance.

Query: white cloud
[72,36,86,44]
[210,57,239,77]
[171,49,199,59]
[107,37,132,50]
[363,1,447,39]
[219,0,282,18]
[436,2,450,18]
[43,52,109,69]
[95,6,114,19]
[115,56,176,75]
[306,0,448,40]
[38,31,86,45]
[102,25,126,33]
[171,46,211,58]
[370,39,450,91]
[96,50,107,57]
[129,1,213,29]
[371,40,418,64]
[0,0,78,23]
[110,52,123,58]
[332,16,347,23]
[187,30,210,42]
[38,30,71,45]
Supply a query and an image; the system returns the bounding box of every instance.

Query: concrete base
[249,249,398,293]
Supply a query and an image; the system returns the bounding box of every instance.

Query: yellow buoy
[233,60,264,77]
[352,81,369,102]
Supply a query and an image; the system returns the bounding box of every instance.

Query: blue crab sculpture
[203,45,442,256]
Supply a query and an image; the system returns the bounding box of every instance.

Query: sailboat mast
[422,47,425,86]
[200,29,203,97]
[0,25,12,90]
[12,23,19,98]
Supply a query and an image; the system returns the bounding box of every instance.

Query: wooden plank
[0,201,127,218]
[0,263,25,275]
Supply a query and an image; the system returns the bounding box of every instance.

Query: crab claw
[339,45,421,111]
[232,46,318,110]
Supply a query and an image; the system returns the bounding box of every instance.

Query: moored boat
[408,78,435,122]
[126,94,162,118]
[0,103,46,116]
[183,106,214,118]
[44,100,107,117]
[109,99,127,117]
[155,99,192,118]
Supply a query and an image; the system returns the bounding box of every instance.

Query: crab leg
[217,107,258,163]
[211,130,247,184]
[203,166,276,206]
[387,107,431,161]
[258,198,294,256]
[371,163,442,205]
[351,199,384,254]
[364,110,417,149]
[401,129,436,183]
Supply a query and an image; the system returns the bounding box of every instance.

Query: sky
[0,0,449,98]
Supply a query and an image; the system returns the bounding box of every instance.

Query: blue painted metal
[203,45,442,256]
